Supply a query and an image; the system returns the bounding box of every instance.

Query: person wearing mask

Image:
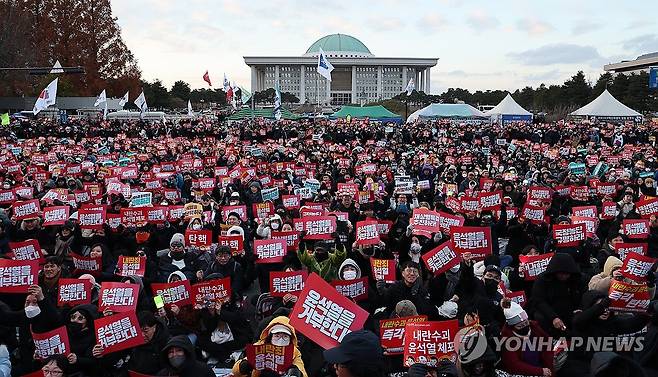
[298,240,347,282]
[157,233,207,282]
[123,311,171,375]
[65,304,99,376]
[256,214,283,239]
[158,335,215,376]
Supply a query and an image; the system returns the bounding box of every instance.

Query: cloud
[621,34,658,55]
[466,10,499,31]
[367,17,402,32]
[508,43,604,66]
[516,18,553,36]
[571,20,603,35]
[626,19,652,30]
[418,13,448,32]
[523,69,562,82]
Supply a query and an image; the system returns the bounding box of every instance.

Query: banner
[355,220,380,246]
[636,197,658,219]
[271,231,301,251]
[218,234,245,255]
[553,223,587,247]
[95,312,145,355]
[0,259,39,293]
[411,208,441,236]
[436,212,464,235]
[403,320,458,367]
[146,207,168,224]
[572,205,597,218]
[151,280,193,307]
[9,239,43,262]
[459,196,480,213]
[571,216,598,237]
[601,202,618,220]
[57,278,92,306]
[380,315,427,355]
[116,256,146,277]
[331,277,369,302]
[184,229,212,247]
[282,195,301,210]
[296,216,336,240]
[221,205,247,222]
[289,273,369,349]
[617,243,648,261]
[12,199,41,220]
[99,282,139,312]
[78,208,106,230]
[253,202,275,219]
[42,206,70,226]
[608,280,650,313]
[191,277,232,306]
[370,258,396,283]
[422,241,460,276]
[519,253,554,281]
[478,191,503,210]
[245,344,294,374]
[270,270,307,297]
[521,204,546,224]
[619,252,656,283]
[120,208,148,227]
[622,219,650,239]
[71,253,102,274]
[254,239,287,264]
[451,226,492,261]
[527,186,552,202]
[32,326,70,360]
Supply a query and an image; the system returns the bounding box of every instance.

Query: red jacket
[501,320,554,376]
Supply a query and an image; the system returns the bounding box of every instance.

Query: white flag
[317,48,334,81]
[405,78,415,96]
[118,91,129,107]
[231,83,238,110]
[103,102,108,121]
[134,91,147,114]
[32,78,58,115]
[223,74,230,92]
[94,90,107,107]
[50,60,64,74]
[187,100,194,117]
[274,84,282,121]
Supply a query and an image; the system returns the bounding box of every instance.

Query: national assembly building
[244,34,438,106]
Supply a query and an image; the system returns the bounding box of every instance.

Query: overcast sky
[113,0,658,94]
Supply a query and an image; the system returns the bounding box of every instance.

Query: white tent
[407,103,487,123]
[570,89,642,118]
[485,93,532,119]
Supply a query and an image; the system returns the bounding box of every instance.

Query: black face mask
[514,325,530,336]
[171,250,185,261]
[483,278,499,295]
[68,322,84,334]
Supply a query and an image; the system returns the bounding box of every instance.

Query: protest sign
[57,278,92,306]
[245,344,294,374]
[151,280,193,307]
[553,223,586,247]
[191,277,232,306]
[282,195,301,210]
[451,226,492,261]
[9,239,43,262]
[0,259,39,293]
[261,187,280,201]
[619,252,656,283]
[622,219,650,239]
[218,234,245,255]
[617,243,648,261]
[422,241,460,276]
[12,199,40,220]
[269,270,307,297]
[271,230,301,251]
[478,191,502,210]
[296,216,336,240]
[116,256,146,277]
[527,186,552,202]
[184,229,212,247]
[608,280,650,313]
[184,203,203,220]
[519,253,554,281]
[370,258,396,283]
[411,208,441,236]
[32,326,70,360]
[355,220,380,246]
[436,212,464,235]
[331,277,369,302]
[506,291,527,308]
[42,206,70,226]
[221,205,248,222]
[253,202,275,219]
[290,273,369,349]
[521,204,546,224]
[403,320,459,367]
[379,315,428,355]
[99,282,139,312]
[636,197,658,219]
[254,239,287,264]
[95,312,145,355]
[120,208,147,227]
[601,202,618,219]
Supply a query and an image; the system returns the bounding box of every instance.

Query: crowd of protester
[0,115,657,377]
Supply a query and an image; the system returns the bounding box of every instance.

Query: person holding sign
[298,240,347,282]
[202,245,245,298]
[158,335,215,376]
[376,261,434,317]
[65,304,100,376]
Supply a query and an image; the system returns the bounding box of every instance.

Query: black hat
[323,330,383,366]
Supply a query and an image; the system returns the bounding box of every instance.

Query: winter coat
[500,321,553,376]
[157,335,215,377]
[124,318,170,375]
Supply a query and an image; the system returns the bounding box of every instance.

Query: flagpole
[316,75,319,114]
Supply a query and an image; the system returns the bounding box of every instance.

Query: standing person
[323,329,387,377]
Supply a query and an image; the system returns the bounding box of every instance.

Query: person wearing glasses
[376,261,434,317]
[41,355,69,377]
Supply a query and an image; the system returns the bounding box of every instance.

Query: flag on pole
[231,83,238,109]
[118,92,129,107]
[203,71,212,87]
[134,91,148,117]
[33,78,58,115]
[1,113,10,126]
[103,102,108,121]
[274,84,282,121]
[94,90,107,107]
[226,86,234,107]
[317,48,334,81]
[187,100,194,117]
[405,78,415,96]
[240,86,252,104]
[223,74,230,92]
[50,60,64,74]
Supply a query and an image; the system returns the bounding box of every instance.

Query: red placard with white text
[9,239,44,263]
[436,211,465,235]
[57,278,92,306]
[331,278,369,302]
[42,206,70,226]
[412,208,441,236]
[506,291,527,307]
[370,258,396,283]
[355,220,380,246]
[151,280,193,307]
[519,253,554,281]
[623,219,650,239]
[116,256,146,277]
[184,229,212,247]
[78,208,106,230]
[619,253,656,283]
[617,243,648,261]
[552,223,586,247]
[95,312,145,355]
[379,315,428,355]
[608,280,650,313]
[601,202,618,220]
[422,241,460,276]
[0,259,39,293]
[296,216,336,240]
[191,278,232,305]
[99,282,139,312]
[403,320,458,367]
[521,204,546,224]
[71,253,102,275]
[245,344,294,374]
[12,199,41,220]
[32,326,70,360]
[450,226,492,261]
[636,197,658,219]
[269,270,308,297]
[571,205,597,218]
[478,191,503,210]
[254,239,287,264]
[271,231,301,251]
[218,235,245,255]
[282,195,301,210]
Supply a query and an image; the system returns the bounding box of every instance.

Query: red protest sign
[271,231,301,251]
[9,239,43,263]
[218,234,245,255]
[595,182,617,197]
[337,183,359,197]
[297,216,336,240]
[166,205,184,222]
[636,197,658,219]
[254,239,287,264]
[527,186,552,202]
[282,195,301,210]
[42,206,70,226]
[608,280,650,313]
[253,202,275,219]
[245,344,294,374]
[221,205,248,222]
[622,219,650,239]
[71,253,102,275]
[571,205,597,218]
[120,208,148,227]
[32,326,70,360]
[78,208,106,230]
[521,204,546,224]
[459,196,480,213]
[331,278,369,302]
[0,259,39,293]
[451,226,492,261]
[99,282,139,312]
[601,202,618,220]
[116,256,146,277]
[619,253,656,283]
[270,270,307,297]
[519,253,554,281]
[95,312,145,355]
[57,278,92,306]
[571,216,598,237]
[618,243,648,261]
[191,278,232,306]
[0,189,16,204]
[411,208,440,236]
[289,273,369,349]
[403,320,458,367]
[380,315,428,355]
[184,229,212,247]
[12,199,41,220]
[370,258,396,283]
[355,220,380,246]
[146,207,168,224]
[436,211,464,235]
[422,241,460,276]
[478,191,503,210]
[151,280,192,307]
[506,291,527,308]
[552,223,587,247]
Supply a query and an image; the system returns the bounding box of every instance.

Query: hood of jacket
[602,256,623,276]
[545,253,580,275]
[161,334,196,363]
[338,258,362,279]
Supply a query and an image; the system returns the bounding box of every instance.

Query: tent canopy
[570,89,642,118]
[331,105,402,123]
[227,107,300,121]
[485,94,532,116]
[407,103,487,123]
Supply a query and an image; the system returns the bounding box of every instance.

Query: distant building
[244,33,438,105]
[604,52,658,74]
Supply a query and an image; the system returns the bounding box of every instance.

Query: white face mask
[409,252,421,263]
[271,336,290,347]
[410,243,422,254]
[25,305,41,318]
[271,222,280,230]
[230,200,239,206]
[343,270,358,280]
[192,223,202,230]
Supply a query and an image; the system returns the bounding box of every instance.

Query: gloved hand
[376,279,386,293]
[286,366,303,377]
[239,359,253,376]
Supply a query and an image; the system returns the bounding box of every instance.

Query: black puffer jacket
[157,335,215,377]
[124,318,170,375]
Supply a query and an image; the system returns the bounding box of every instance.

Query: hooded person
[588,256,623,292]
[157,335,215,376]
[232,316,308,377]
[338,258,362,281]
[66,304,100,376]
[256,214,283,239]
[323,329,387,377]
[589,352,646,377]
[124,311,171,375]
[297,240,347,282]
[500,302,553,376]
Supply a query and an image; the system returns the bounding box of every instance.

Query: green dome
[305,34,373,56]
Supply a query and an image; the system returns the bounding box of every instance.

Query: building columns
[377,65,383,100]
[300,66,306,103]
[402,66,407,93]
[251,67,257,93]
[274,65,280,88]
[425,68,431,93]
[325,76,331,105]
[351,66,357,105]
